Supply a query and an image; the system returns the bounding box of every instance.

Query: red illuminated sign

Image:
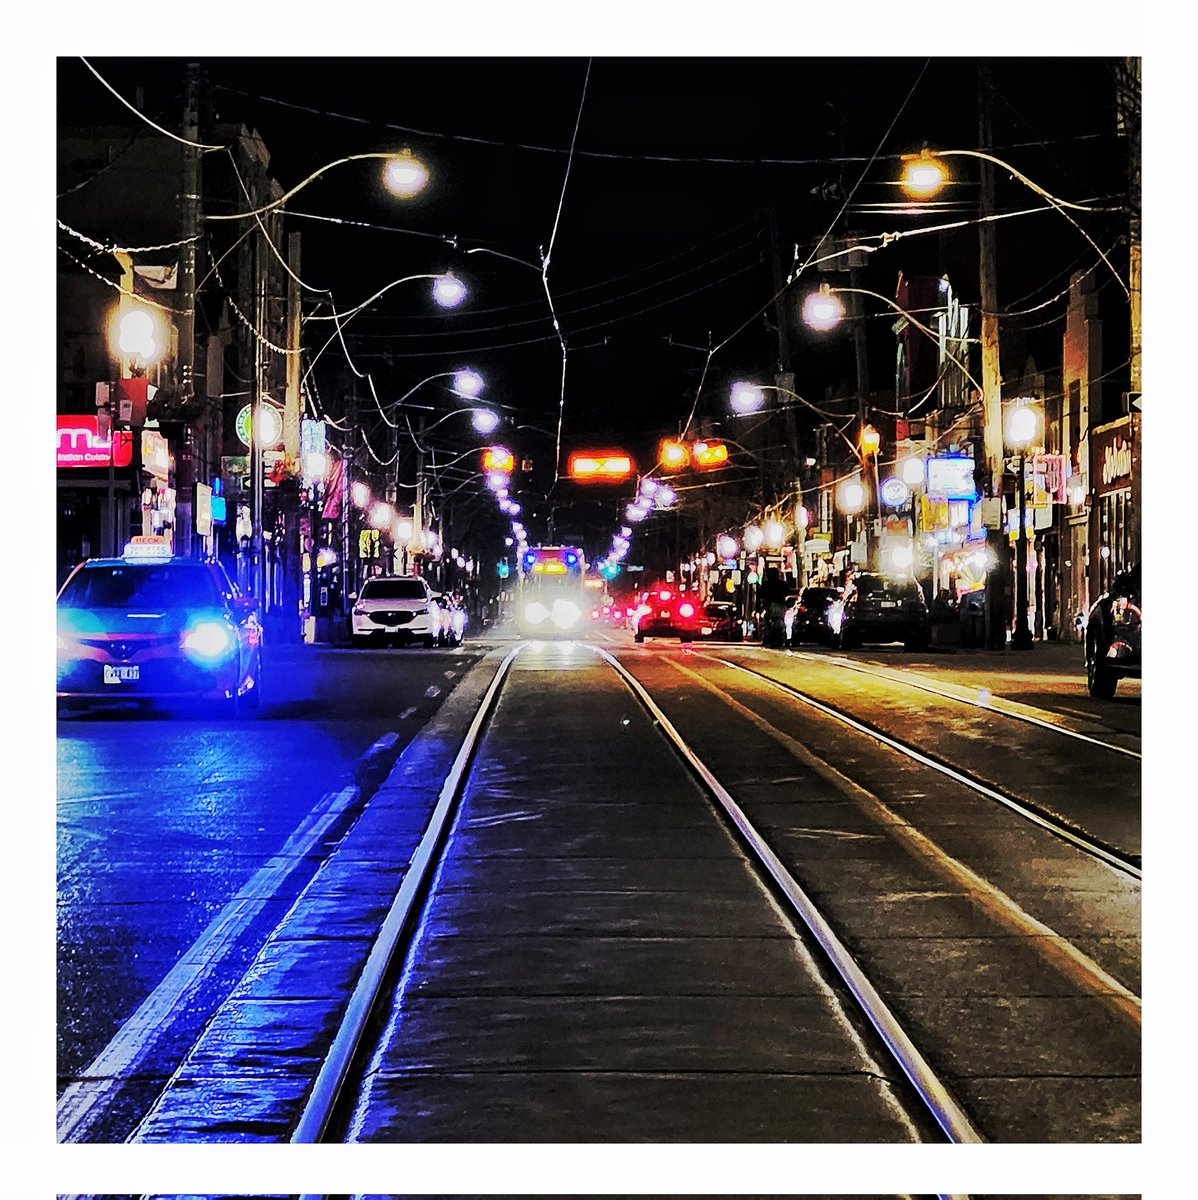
[567,451,633,481]
[57,415,132,469]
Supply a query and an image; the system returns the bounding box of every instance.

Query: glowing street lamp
[802,283,846,332]
[716,534,739,560]
[471,408,500,435]
[730,381,766,416]
[837,478,866,515]
[743,525,764,552]
[452,368,485,398]
[432,272,468,309]
[113,307,162,365]
[351,481,371,508]
[370,502,394,530]
[383,148,430,198]
[899,149,949,199]
[763,520,786,550]
[1005,400,1042,651]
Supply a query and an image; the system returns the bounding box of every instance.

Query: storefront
[1089,416,1137,600]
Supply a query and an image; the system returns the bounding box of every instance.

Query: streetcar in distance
[516,545,587,637]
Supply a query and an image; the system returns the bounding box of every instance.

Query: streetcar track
[648,651,1141,1028]
[772,646,1141,760]
[591,644,983,1143]
[294,639,968,1144]
[701,652,1141,880]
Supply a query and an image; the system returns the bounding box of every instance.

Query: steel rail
[708,653,1141,881]
[289,643,524,1143]
[592,644,985,1145]
[782,647,1141,760]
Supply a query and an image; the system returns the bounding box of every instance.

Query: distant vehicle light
[551,599,581,629]
[182,620,235,660]
[678,602,695,618]
[658,590,672,601]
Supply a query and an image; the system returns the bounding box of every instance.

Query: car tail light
[678,602,695,619]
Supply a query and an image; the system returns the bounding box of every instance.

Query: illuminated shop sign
[926,455,977,500]
[57,415,133,468]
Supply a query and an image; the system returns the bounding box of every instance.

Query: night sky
[55,49,1131,556]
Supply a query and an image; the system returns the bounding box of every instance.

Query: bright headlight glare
[183,620,234,659]
[524,601,549,625]
[551,600,581,629]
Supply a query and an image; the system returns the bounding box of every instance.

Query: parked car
[56,537,263,716]
[1085,563,1141,698]
[632,587,703,643]
[836,572,931,651]
[787,585,843,646]
[350,575,439,647]
[697,602,745,641]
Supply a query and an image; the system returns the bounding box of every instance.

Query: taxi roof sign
[122,536,172,559]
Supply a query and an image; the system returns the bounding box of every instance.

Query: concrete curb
[129,645,510,1143]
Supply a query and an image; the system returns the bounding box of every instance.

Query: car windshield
[803,588,839,605]
[59,563,222,609]
[361,579,427,600]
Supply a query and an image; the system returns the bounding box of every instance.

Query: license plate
[103,664,140,684]
[880,600,897,608]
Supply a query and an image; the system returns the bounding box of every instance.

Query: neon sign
[57,415,132,468]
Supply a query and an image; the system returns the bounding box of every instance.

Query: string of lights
[57,219,200,256]
[206,251,301,355]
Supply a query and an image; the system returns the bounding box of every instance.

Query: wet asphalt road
[57,640,482,1087]
[57,628,1140,1143]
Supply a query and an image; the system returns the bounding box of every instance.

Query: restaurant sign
[1090,419,1134,496]
[57,415,133,468]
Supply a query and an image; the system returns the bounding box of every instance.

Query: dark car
[697,602,745,641]
[1085,563,1141,698]
[633,587,703,643]
[56,538,264,716]
[837,572,931,651]
[787,585,843,646]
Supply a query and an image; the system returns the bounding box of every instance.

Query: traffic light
[692,440,729,469]
[658,439,690,471]
[481,445,515,473]
[567,451,634,481]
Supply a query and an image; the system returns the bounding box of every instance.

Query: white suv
[350,576,439,647]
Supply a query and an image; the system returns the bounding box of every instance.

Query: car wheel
[1087,644,1118,699]
[352,634,371,648]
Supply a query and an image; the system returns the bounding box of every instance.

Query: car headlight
[552,599,581,629]
[524,601,549,625]
[182,620,235,660]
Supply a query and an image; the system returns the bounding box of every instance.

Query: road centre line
[660,653,1142,1028]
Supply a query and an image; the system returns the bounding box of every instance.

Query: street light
[432,272,468,309]
[899,149,949,198]
[383,148,430,198]
[471,408,500,434]
[801,283,846,332]
[837,477,866,515]
[1005,400,1040,651]
[452,368,485,398]
[730,382,766,416]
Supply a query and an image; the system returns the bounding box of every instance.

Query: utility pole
[277,230,303,639]
[847,245,875,569]
[413,413,426,576]
[252,238,266,606]
[979,61,1011,649]
[175,61,202,557]
[1118,57,1142,567]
